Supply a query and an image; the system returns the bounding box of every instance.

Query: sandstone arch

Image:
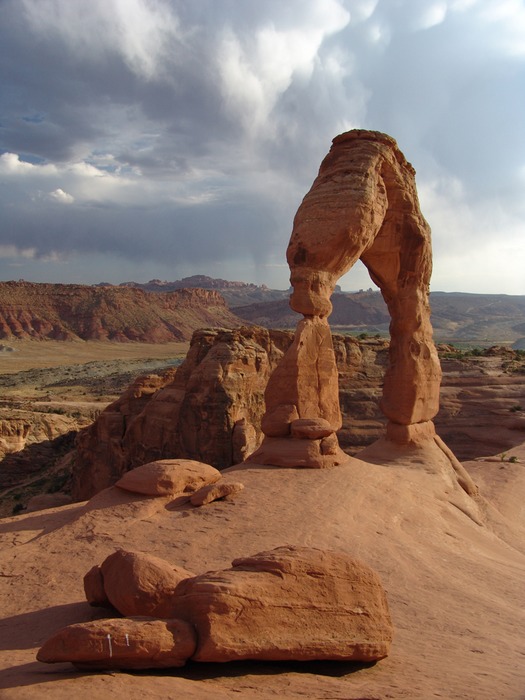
[248,130,468,476]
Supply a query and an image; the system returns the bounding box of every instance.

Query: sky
[0,0,524,294]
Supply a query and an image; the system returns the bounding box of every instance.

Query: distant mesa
[0,280,241,342]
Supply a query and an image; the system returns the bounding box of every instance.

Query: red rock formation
[114,459,221,496]
[72,327,291,500]
[97,550,195,618]
[0,281,240,341]
[38,546,393,669]
[172,545,392,662]
[250,130,442,467]
[37,617,197,670]
[189,481,245,506]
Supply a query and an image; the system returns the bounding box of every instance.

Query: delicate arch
[248,130,443,469]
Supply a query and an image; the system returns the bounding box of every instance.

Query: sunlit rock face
[250,129,441,467]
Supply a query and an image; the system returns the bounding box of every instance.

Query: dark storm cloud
[0,0,524,292]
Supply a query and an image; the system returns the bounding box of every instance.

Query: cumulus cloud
[49,188,74,204]
[0,0,523,293]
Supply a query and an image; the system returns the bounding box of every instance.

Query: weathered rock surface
[39,545,392,669]
[190,481,245,506]
[98,550,195,618]
[256,129,441,465]
[70,326,525,499]
[36,617,197,670]
[115,459,221,496]
[83,565,110,607]
[172,545,393,662]
[0,281,240,342]
[72,327,291,499]
[26,493,73,513]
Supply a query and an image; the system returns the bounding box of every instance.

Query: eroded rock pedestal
[249,129,442,467]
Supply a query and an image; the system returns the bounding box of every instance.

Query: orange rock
[190,481,245,506]
[83,565,110,608]
[37,617,196,670]
[114,458,221,496]
[290,418,333,439]
[255,129,442,464]
[99,549,194,618]
[248,436,347,468]
[72,327,290,499]
[172,545,393,662]
[261,403,299,438]
[263,317,342,433]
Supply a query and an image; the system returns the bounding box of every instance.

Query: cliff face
[0,282,240,342]
[71,328,384,500]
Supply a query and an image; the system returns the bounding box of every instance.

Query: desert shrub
[509,456,518,463]
[510,404,523,412]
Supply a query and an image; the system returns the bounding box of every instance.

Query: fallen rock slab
[37,617,197,670]
[190,481,245,506]
[115,458,221,496]
[172,545,393,662]
[99,549,195,617]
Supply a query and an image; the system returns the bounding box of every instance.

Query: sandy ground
[0,340,190,374]
[0,437,524,700]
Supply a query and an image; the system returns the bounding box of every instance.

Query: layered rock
[71,329,392,498]
[0,281,240,341]
[37,617,197,670]
[250,129,441,466]
[39,546,392,669]
[72,327,291,499]
[87,549,195,618]
[172,545,393,662]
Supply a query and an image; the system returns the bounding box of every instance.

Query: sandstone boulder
[114,459,221,496]
[171,545,393,662]
[83,565,110,607]
[99,550,194,618]
[190,481,245,506]
[290,418,334,440]
[37,617,196,670]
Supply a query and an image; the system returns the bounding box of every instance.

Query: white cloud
[0,153,56,175]
[417,3,448,29]
[21,0,180,78]
[419,172,525,294]
[49,188,74,204]
[217,0,350,132]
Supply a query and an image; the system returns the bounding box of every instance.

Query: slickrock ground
[0,439,524,699]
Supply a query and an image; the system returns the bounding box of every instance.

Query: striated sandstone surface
[71,327,291,499]
[253,130,440,468]
[114,459,221,496]
[37,617,197,670]
[97,549,195,618]
[0,281,240,342]
[171,545,392,662]
[189,481,245,506]
[38,545,392,669]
